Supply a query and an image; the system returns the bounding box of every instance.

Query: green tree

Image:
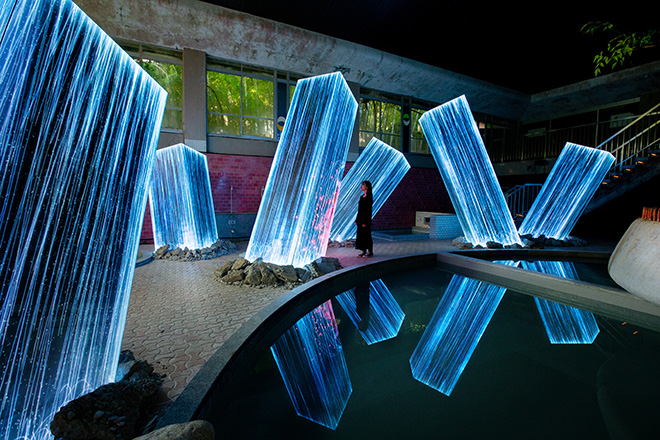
[140,60,183,130]
[582,21,659,76]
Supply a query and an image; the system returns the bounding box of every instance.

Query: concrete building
[74,0,660,242]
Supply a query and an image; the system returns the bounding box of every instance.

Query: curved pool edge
[155,249,660,429]
[156,252,437,429]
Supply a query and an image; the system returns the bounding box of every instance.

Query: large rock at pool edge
[608,218,660,305]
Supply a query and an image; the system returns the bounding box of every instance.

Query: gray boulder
[222,269,245,283]
[272,264,298,284]
[258,264,279,286]
[231,257,250,271]
[244,265,262,285]
[50,361,162,440]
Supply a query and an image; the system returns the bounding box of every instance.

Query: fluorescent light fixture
[245,72,357,267]
[149,143,218,250]
[0,1,166,439]
[420,95,520,246]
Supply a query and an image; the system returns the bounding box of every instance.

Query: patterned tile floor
[124,236,616,417]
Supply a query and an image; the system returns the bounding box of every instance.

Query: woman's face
[361,183,367,193]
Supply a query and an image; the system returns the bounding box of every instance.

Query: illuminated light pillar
[0,0,166,439]
[419,95,520,246]
[519,142,614,240]
[149,143,218,250]
[245,72,358,267]
[329,137,410,242]
[521,260,600,344]
[271,300,352,430]
[410,262,517,396]
[335,279,405,345]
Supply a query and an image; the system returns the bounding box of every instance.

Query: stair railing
[504,184,542,218]
[596,102,660,173]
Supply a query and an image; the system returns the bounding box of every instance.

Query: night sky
[203,0,656,94]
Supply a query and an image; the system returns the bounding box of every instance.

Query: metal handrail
[596,102,660,150]
[488,103,660,165]
[504,183,542,218]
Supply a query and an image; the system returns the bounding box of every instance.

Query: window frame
[358,93,405,151]
[206,62,279,140]
[123,43,184,133]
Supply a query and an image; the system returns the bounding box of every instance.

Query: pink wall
[140,153,452,243]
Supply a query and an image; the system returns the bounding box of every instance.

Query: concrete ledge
[436,252,660,332]
[609,219,660,306]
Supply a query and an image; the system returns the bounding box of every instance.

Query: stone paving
[123,236,616,417]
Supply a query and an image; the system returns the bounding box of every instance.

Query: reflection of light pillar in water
[410,262,517,396]
[329,137,410,242]
[271,300,352,430]
[335,279,405,345]
[245,72,357,267]
[149,143,218,250]
[521,260,600,344]
[420,95,520,246]
[519,143,614,240]
[0,1,166,439]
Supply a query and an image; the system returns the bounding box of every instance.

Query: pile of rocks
[50,351,162,440]
[214,256,342,288]
[327,239,355,248]
[519,234,588,248]
[153,239,237,261]
[451,234,588,250]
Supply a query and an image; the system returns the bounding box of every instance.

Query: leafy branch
[581,21,659,76]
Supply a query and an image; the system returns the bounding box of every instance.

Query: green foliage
[359,98,403,150]
[582,21,659,76]
[206,71,274,138]
[140,60,183,130]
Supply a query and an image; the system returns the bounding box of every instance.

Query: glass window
[139,60,183,131]
[359,98,402,150]
[410,108,430,154]
[207,70,274,139]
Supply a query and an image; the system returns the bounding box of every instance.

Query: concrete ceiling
[200,0,655,94]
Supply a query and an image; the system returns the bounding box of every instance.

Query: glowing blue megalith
[419,95,520,246]
[271,300,352,430]
[335,279,405,345]
[149,143,218,250]
[519,142,615,240]
[330,137,410,242]
[410,263,517,396]
[521,260,600,344]
[245,72,357,267]
[0,1,166,439]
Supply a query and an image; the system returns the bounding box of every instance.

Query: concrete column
[347,80,360,162]
[182,48,207,152]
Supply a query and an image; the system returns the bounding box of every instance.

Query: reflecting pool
[206,263,660,439]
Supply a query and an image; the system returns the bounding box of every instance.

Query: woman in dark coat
[355,180,373,257]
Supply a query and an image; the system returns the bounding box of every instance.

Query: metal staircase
[504,183,542,219]
[505,102,660,218]
[586,102,660,213]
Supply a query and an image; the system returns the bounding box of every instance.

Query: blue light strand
[335,279,405,345]
[270,300,352,430]
[410,262,517,396]
[245,72,357,267]
[521,260,600,344]
[519,142,614,240]
[329,137,410,242]
[148,143,218,250]
[419,95,520,246]
[0,1,167,439]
